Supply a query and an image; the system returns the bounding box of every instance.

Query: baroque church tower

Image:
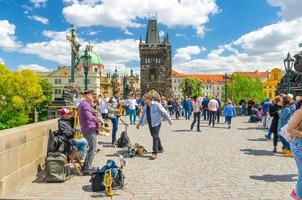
[139,18,172,97]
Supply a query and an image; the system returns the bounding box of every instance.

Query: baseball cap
[59,108,72,116]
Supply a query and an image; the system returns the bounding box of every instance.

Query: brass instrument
[103,169,115,198]
[117,105,125,117]
[72,107,83,139]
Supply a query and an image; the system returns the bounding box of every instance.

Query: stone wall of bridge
[0,119,58,197]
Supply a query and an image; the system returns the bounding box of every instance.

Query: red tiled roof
[234,71,270,80]
[172,70,224,84]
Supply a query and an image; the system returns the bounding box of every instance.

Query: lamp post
[223,73,230,103]
[81,48,91,90]
[283,52,295,94]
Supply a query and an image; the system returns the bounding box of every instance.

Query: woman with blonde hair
[287,99,302,199]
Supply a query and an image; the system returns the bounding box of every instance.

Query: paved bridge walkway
[7,117,297,200]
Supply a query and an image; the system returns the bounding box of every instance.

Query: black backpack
[116,131,130,148]
[90,169,125,192]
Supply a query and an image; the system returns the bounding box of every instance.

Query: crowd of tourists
[56,89,302,199]
[250,94,302,200]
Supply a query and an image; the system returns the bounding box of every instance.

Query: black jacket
[57,118,76,153]
[269,103,281,133]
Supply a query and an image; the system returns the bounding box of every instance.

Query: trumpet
[72,107,83,139]
[103,169,115,198]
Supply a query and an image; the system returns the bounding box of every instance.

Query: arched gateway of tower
[139,18,172,98]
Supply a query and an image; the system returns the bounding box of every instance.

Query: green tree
[37,79,53,121]
[179,77,204,97]
[0,64,48,130]
[227,74,266,104]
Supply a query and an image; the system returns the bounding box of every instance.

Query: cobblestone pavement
[6,117,297,200]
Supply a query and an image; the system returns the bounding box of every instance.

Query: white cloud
[267,0,302,21]
[174,45,205,62]
[93,39,139,64]
[0,57,5,64]
[30,0,47,8]
[159,30,165,37]
[20,30,139,69]
[0,20,20,51]
[21,30,71,65]
[18,64,49,72]
[174,18,302,73]
[62,0,219,37]
[28,15,49,24]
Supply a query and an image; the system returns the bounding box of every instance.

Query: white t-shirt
[128,99,138,110]
[208,99,219,111]
[100,99,108,114]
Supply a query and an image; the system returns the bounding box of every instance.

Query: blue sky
[0,0,302,74]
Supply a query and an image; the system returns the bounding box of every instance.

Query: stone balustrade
[0,119,58,197]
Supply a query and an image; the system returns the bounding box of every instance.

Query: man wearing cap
[78,89,102,175]
[58,108,88,160]
[137,94,172,160]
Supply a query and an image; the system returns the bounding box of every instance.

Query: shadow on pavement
[172,129,191,132]
[238,127,265,131]
[250,174,297,182]
[240,148,275,156]
[247,138,269,142]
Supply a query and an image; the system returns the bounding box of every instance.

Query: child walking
[224,99,236,129]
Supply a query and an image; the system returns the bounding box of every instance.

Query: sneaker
[151,153,157,160]
[264,134,271,140]
[283,151,293,158]
[228,125,231,129]
[197,129,201,132]
[290,188,300,200]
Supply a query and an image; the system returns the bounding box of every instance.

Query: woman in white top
[128,94,138,124]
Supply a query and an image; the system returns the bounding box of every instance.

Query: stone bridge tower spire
[139,18,172,97]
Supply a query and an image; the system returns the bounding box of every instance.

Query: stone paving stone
[6,117,298,200]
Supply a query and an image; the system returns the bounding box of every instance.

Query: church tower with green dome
[77,44,104,74]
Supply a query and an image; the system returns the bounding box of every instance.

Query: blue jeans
[240,107,246,116]
[184,109,190,120]
[290,139,302,198]
[203,110,209,120]
[74,138,88,159]
[129,109,136,124]
[225,116,232,125]
[111,117,119,144]
[280,135,290,150]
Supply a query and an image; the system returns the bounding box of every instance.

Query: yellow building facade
[263,68,283,99]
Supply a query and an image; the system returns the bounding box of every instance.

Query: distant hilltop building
[139,17,172,97]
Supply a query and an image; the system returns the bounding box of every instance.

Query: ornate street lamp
[81,47,91,90]
[283,52,295,94]
[223,73,230,103]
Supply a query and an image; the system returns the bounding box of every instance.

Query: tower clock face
[152,27,155,31]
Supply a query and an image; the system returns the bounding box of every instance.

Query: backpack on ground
[90,160,125,192]
[45,152,69,182]
[116,131,130,148]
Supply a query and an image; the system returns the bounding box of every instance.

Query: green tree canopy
[0,64,51,130]
[227,73,266,104]
[179,77,204,97]
[37,79,53,121]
